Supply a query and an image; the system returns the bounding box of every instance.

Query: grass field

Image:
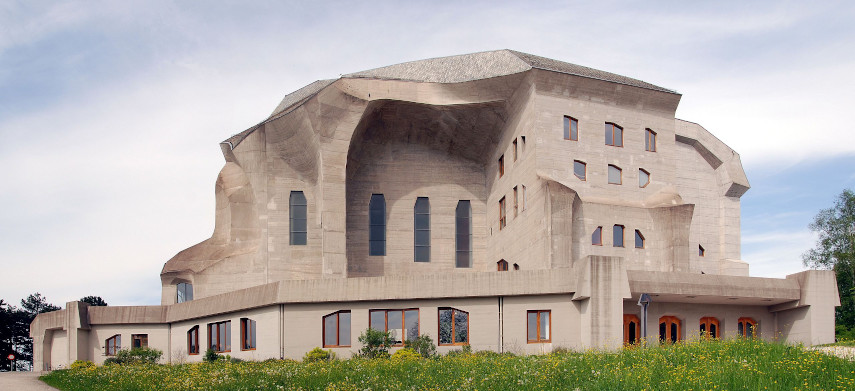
[41,339,855,390]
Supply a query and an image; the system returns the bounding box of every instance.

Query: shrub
[112,347,163,364]
[204,349,220,363]
[303,347,335,363]
[70,360,94,370]
[391,348,421,361]
[445,344,473,357]
[358,328,393,359]
[403,334,436,358]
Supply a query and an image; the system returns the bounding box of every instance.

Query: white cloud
[742,230,817,278]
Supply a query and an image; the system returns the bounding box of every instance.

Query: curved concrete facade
[32,50,838,370]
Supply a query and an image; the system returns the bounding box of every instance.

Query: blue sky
[1,1,854,306]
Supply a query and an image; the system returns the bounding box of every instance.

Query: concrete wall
[624,301,775,344]
[48,330,68,370]
[86,324,169,365]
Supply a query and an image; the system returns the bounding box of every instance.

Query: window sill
[527,340,551,344]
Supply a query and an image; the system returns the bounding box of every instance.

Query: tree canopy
[80,296,108,306]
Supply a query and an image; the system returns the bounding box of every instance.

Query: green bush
[112,347,163,364]
[403,334,436,358]
[303,347,335,363]
[204,348,220,363]
[445,344,472,357]
[358,328,393,359]
[70,360,94,370]
[391,348,421,361]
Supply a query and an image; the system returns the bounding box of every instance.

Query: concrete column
[573,255,631,350]
[773,270,839,345]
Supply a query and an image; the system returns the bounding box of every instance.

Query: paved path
[0,371,59,390]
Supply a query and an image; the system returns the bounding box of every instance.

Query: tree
[79,296,108,307]
[803,189,855,335]
[20,293,60,317]
[8,293,61,370]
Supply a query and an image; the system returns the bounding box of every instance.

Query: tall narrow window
[290,191,307,245]
[513,186,519,217]
[455,201,472,268]
[592,226,603,245]
[738,317,757,338]
[605,122,623,147]
[613,225,625,247]
[369,194,386,256]
[105,335,121,356]
[497,259,508,271]
[699,317,720,339]
[513,138,518,161]
[498,196,507,229]
[527,310,551,343]
[521,185,527,211]
[240,318,257,350]
[639,169,650,188]
[624,314,640,345]
[369,309,419,345]
[635,230,645,249]
[574,160,586,181]
[608,165,622,185]
[208,321,231,352]
[645,129,657,152]
[564,116,578,141]
[323,311,352,348]
[413,197,430,262]
[439,308,469,345]
[187,326,199,355]
[699,245,705,257]
[521,136,526,152]
[131,334,148,349]
[177,282,193,303]
[659,316,681,343]
[498,155,504,177]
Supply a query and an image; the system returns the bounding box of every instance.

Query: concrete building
[31,50,838,370]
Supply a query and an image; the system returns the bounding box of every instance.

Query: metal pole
[637,293,652,343]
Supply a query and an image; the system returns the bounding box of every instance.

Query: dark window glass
[710,324,717,338]
[564,116,578,141]
[106,335,121,356]
[369,194,386,256]
[592,226,602,245]
[414,197,430,262]
[498,155,504,177]
[177,282,193,303]
[132,334,147,349]
[188,326,199,355]
[498,197,506,229]
[369,309,418,346]
[738,322,744,336]
[613,225,624,247]
[605,123,623,146]
[290,191,307,245]
[659,322,666,341]
[574,161,586,181]
[437,308,469,345]
[635,230,644,249]
[439,309,453,344]
[455,201,472,268]
[405,309,419,341]
[699,245,705,257]
[208,321,231,352]
[497,260,508,271]
[670,323,678,342]
[241,318,256,350]
[628,322,636,344]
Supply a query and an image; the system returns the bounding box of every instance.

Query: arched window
[624,314,640,345]
[105,334,121,356]
[497,260,508,271]
[455,201,472,268]
[608,165,622,185]
[605,122,623,147]
[645,129,657,152]
[414,197,430,262]
[639,169,650,188]
[187,326,199,355]
[439,308,469,346]
[699,317,720,339]
[592,226,603,245]
[177,282,193,303]
[613,225,625,247]
[659,316,681,343]
[738,317,757,338]
[323,311,351,348]
[369,194,386,256]
[290,191,307,245]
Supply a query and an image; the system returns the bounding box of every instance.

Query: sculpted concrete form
[32,50,838,370]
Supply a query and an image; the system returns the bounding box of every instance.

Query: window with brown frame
[639,169,650,188]
[369,309,419,346]
[659,316,681,343]
[188,326,199,355]
[131,334,148,349]
[513,186,519,217]
[564,116,578,141]
[498,196,507,229]
[645,129,657,152]
[738,317,758,338]
[105,334,121,356]
[613,225,625,247]
[240,318,256,351]
[635,230,645,249]
[699,245,705,257]
[414,197,430,263]
[439,308,469,346]
[497,259,508,271]
[592,226,603,245]
[608,164,622,185]
[207,320,231,352]
[624,314,640,345]
[605,122,623,147]
[574,160,586,181]
[513,138,518,161]
[455,201,472,268]
[699,317,720,339]
[498,155,504,178]
[323,311,351,348]
[527,310,551,343]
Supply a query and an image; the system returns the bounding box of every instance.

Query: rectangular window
[208,320,231,353]
[240,318,256,350]
[498,155,504,177]
[323,311,351,348]
[513,138,518,161]
[455,201,472,268]
[605,122,623,147]
[613,225,625,247]
[498,196,507,229]
[608,165,622,185]
[527,310,551,343]
[564,116,578,141]
[521,185,527,211]
[414,197,430,262]
[592,226,602,245]
[645,129,657,152]
[574,160,586,181]
[290,191,307,245]
[369,309,419,346]
[105,335,121,356]
[438,308,469,345]
[369,194,386,256]
[521,136,526,152]
[188,326,199,355]
[639,169,650,188]
[635,230,645,249]
[131,334,148,349]
[513,186,519,217]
